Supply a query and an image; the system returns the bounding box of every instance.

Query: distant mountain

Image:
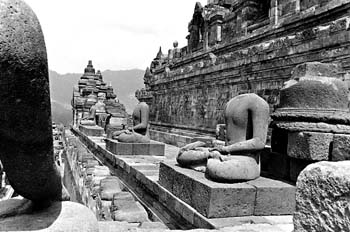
[49,69,145,125]
[51,100,72,126]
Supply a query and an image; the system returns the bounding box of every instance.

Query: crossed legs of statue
[177,141,260,182]
[112,129,150,143]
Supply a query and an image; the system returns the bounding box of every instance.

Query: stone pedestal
[79,125,104,137]
[159,161,295,218]
[105,139,165,156]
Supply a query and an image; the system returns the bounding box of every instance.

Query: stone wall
[140,0,350,135]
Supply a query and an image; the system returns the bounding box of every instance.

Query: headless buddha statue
[81,93,106,126]
[177,93,270,182]
[112,102,150,143]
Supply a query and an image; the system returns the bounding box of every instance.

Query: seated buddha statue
[80,93,106,126]
[177,93,270,182]
[112,102,150,143]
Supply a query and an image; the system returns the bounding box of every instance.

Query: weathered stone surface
[287,131,333,160]
[99,176,124,200]
[0,0,61,201]
[79,125,104,137]
[112,202,149,223]
[98,221,139,231]
[0,201,98,231]
[111,191,135,211]
[248,177,295,215]
[291,62,341,80]
[159,161,294,218]
[159,161,256,218]
[294,161,350,232]
[97,200,112,221]
[272,121,350,134]
[106,139,165,156]
[139,221,168,229]
[332,134,350,161]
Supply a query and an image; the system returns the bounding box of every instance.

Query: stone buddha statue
[80,93,106,126]
[177,93,270,182]
[112,102,150,143]
[91,93,107,127]
[80,93,98,126]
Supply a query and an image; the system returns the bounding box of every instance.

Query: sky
[24,0,207,74]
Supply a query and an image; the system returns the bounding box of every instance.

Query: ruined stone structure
[71,61,128,128]
[268,62,350,181]
[138,0,350,138]
[72,61,128,139]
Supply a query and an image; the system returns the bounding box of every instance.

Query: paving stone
[98,221,139,231]
[139,221,168,229]
[100,176,124,200]
[287,131,333,161]
[111,191,135,211]
[112,202,149,223]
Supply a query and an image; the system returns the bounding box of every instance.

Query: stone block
[287,131,333,160]
[111,192,135,211]
[149,141,166,156]
[79,125,104,137]
[97,200,112,221]
[247,177,295,215]
[105,139,165,156]
[294,161,350,232]
[117,143,134,156]
[133,143,150,156]
[112,202,149,223]
[159,161,256,218]
[99,177,124,200]
[331,134,350,161]
[139,221,168,229]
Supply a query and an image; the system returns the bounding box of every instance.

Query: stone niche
[270,62,350,182]
[105,139,165,156]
